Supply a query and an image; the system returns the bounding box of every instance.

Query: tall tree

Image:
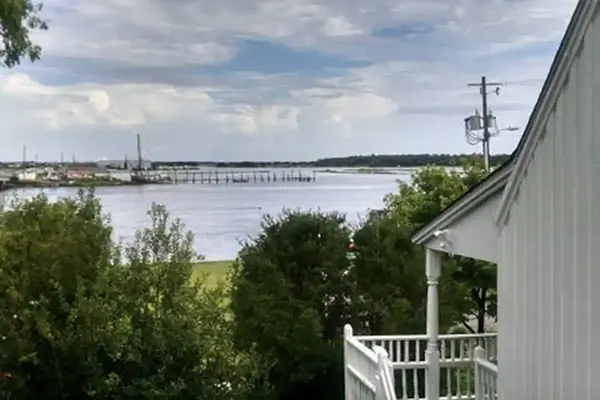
[0,0,48,67]
[385,160,496,333]
[349,212,465,337]
[229,210,354,400]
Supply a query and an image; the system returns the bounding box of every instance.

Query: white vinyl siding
[498,10,600,399]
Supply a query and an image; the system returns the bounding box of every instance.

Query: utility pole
[467,76,503,170]
[136,133,143,172]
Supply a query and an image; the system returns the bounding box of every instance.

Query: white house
[343,1,600,399]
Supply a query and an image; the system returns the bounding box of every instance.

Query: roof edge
[411,163,513,245]
[495,0,597,226]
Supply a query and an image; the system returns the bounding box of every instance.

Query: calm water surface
[10,170,408,260]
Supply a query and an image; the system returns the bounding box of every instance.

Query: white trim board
[411,163,513,245]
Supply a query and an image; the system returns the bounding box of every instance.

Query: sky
[0,0,578,162]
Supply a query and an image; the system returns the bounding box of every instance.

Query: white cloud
[0,0,581,161]
[0,73,216,128]
[323,16,363,37]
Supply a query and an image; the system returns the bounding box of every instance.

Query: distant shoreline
[316,168,406,175]
[0,153,511,171]
[0,179,164,191]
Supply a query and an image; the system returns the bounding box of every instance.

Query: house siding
[498,10,600,399]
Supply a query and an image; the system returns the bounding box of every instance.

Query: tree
[229,210,354,399]
[349,213,463,336]
[385,160,497,333]
[0,0,48,67]
[0,191,268,399]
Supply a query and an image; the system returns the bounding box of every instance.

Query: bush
[0,191,268,399]
[229,210,354,399]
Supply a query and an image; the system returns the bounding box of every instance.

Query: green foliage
[229,210,354,399]
[349,215,460,336]
[385,159,497,333]
[0,0,48,67]
[0,190,269,399]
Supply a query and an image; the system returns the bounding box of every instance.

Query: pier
[139,169,317,185]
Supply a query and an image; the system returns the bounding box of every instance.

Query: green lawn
[191,260,233,287]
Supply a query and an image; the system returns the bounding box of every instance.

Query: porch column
[425,248,442,400]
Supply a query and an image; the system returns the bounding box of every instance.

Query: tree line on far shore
[0,159,499,399]
[0,153,511,170]
[151,153,511,169]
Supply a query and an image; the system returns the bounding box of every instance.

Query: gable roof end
[411,162,513,245]
[495,0,599,226]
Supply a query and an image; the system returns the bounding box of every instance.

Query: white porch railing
[344,325,498,400]
[343,325,397,400]
[474,347,498,400]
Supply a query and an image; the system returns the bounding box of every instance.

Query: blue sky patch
[208,39,370,76]
[485,40,559,60]
[372,22,434,39]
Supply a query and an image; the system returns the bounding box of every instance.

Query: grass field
[191,260,233,287]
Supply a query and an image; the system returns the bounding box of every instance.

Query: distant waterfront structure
[96,158,152,170]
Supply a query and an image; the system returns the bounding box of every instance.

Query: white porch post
[425,248,442,400]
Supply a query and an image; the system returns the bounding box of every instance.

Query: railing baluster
[440,338,447,361]
[401,339,408,400]
[466,363,472,399]
[412,339,419,400]
[457,339,466,399]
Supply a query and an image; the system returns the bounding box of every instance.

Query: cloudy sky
[0,0,577,162]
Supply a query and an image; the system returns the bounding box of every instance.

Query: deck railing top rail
[355,332,497,341]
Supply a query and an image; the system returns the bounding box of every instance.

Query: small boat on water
[232,178,250,183]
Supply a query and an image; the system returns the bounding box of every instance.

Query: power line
[498,78,544,87]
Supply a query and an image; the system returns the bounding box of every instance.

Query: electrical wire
[499,79,544,87]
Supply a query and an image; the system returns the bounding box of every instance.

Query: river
[6,169,411,261]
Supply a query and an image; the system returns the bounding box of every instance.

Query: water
[6,169,409,261]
